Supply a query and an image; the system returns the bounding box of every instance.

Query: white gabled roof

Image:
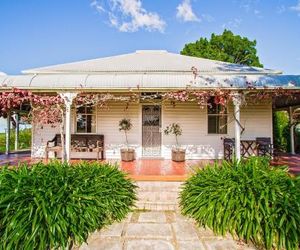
[22,50,281,75]
[1,50,299,91]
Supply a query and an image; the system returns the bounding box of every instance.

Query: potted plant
[164,123,186,162]
[119,118,135,161]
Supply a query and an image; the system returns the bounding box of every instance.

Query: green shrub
[273,111,290,152]
[0,128,31,153]
[0,161,137,249]
[180,157,300,250]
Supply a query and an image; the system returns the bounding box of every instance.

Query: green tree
[181,29,263,67]
[273,111,290,152]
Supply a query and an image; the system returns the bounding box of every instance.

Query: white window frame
[75,105,97,134]
[207,99,228,135]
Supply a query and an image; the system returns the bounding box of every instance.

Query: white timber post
[232,93,242,161]
[59,92,78,162]
[289,107,295,154]
[5,112,11,155]
[14,113,19,151]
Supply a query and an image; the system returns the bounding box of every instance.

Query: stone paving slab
[76,211,257,250]
[98,222,125,237]
[125,239,174,250]
[172,220,199,241]
[197,226,226,240]
[126,223,173,239]
[80,239,124,250]
[138,211,167,223]
[124,213,133,223]
[203,239,239,250]
[177,240,206,250]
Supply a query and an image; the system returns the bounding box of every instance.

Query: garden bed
[180,157,300,250]
[0,161,137,249]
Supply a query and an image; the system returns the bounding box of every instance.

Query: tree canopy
[181,29,263,67]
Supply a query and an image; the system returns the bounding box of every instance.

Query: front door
[142,105,161,157]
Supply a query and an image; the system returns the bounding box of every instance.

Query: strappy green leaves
[0,161,137,250]
[180,157,300,250]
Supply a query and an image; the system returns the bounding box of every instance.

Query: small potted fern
[164,123,186,162]
[119,118,135,162]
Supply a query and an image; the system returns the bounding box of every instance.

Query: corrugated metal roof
[1,74,299,91]
[22,50,281,75]
[1,50,299,91]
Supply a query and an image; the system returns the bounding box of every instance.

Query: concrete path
[76,211,256,250]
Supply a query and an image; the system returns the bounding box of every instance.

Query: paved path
[75,211,256,250]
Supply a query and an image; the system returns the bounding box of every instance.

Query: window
[76,106,96,133]
[207,97,227,134]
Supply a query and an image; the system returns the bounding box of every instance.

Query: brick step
[135,181,183,211]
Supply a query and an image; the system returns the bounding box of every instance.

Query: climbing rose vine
[30,95,65,125]
[0,88,33,118]
[1,87,300,124]
[0,88,65,125]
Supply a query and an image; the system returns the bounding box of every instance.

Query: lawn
[0,128,31,153]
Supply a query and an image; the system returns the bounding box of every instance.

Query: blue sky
[0,0,299,75]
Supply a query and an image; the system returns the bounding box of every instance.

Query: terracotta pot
[120,148,135,162]
[171,148,186,162]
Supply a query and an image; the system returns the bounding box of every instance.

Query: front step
[135,181,183,211]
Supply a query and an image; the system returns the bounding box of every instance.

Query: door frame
[140,103,163,157]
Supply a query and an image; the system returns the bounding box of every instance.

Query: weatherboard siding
[31,124,60,158]
[31,101,272,160]
[239,102,273,141]
[163,101,272,159]
[163,102,224,159]
[97,102,141,159]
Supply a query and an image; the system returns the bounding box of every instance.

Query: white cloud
[290,0,300,15]
[201,14,214,22]
[108,12,119,27]
[222,18,242,29]
[176,0,200,22]
[238,0,263,18]
[91,0,166,32]
[253,9,263,18]
[241,3,251,12]
[90,0,105,13]
[277,5,286,14]
[239,0,259,12]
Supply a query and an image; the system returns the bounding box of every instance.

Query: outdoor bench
[223,137,273,160]
[45,134,104,160]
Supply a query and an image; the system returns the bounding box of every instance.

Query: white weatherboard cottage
[1,50,300,161]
